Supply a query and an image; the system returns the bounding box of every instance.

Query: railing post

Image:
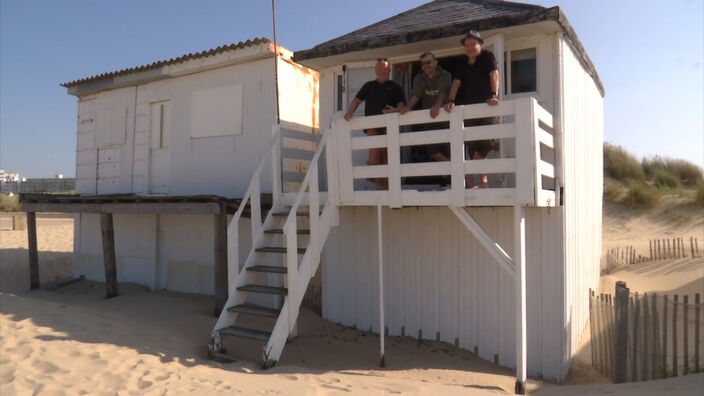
[386,113,401,208]
[308,165,320,281]
[336,119,354,203]
[227,214,239,293]
[324,122,340,226]
[514,97,534,205]
[250,178,262,244]
[450,108,465,206]
[272,124,282,202]
[285,220,299,337]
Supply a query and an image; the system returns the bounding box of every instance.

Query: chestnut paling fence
[589,283,703,382]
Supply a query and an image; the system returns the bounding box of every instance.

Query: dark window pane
[510,48,537,94]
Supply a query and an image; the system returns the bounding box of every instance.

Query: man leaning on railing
[344,58,406,190]
[444,30,501,189]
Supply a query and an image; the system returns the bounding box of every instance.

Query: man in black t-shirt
[444,30,501,189]
[344,59,405,189]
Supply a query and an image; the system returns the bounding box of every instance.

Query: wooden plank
[643,293,650,380]
[281,147,315,161]
[336,119,355,202]
[214,211,228,317]
[663,295,669,376]
[26,212,39,290]
[462,123,516,141]
[464,158,517,174]
[350,134,387,150]
[695,294,701,373]
[612,281,629,384]
[100,213,118,298]
[652,293,660,379]
[21,202,223,214]
[386,114,401,208]
[400,162,451,177]
[672,295,678,376]
[281,127,320,142]
[683,295,689,375]
[449,109,465,206]
[513,97,534,204]
[398,129,451,146]
[632,294,640,381]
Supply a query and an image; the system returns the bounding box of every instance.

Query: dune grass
[603,143,703,208]
[0,194,20,212]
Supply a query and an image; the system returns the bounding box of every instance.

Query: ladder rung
[264,228,310,235]
[256,246,305,254]
[227,303,281,318]
[237,284,288,296]
[220,325,271,341]
[247,265,287,274]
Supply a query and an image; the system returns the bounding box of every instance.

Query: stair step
[272,211,310,217]
[237,284,288,295]
[264,228,310,235]
[247,265,287,274]
[228,303,281,318]
[220,325,271,341]
[256,246,306,254]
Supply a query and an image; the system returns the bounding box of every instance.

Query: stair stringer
[261,201,339,366]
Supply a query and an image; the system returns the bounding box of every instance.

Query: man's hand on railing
[381,105,400,114]
[344,112,353,121]
[429,105,441,119]
[443,101,455,113]
[486,97,500,106]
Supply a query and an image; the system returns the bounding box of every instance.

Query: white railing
[263,124,339,364]
[333,97,556,208]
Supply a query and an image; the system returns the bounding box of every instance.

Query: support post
[26,212,39,289]
[377,203,385,367]
[100,213,118,298]
[214,208,228,316]
[514,205,526,394]
[614,281,629,383]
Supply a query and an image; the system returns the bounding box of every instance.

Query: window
[505,48,537,94]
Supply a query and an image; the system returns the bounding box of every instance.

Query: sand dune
[1,212,703,395]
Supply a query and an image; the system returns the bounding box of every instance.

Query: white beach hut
[41,0,602,392]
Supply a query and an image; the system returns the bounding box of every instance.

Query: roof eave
[294,6,604,97]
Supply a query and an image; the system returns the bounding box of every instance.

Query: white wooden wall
[322,206,567,381]
[73,213,253,295]
[558,35,604,378]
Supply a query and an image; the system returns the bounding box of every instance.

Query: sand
[1,211,703,395]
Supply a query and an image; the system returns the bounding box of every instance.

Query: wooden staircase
[208,123,338,367]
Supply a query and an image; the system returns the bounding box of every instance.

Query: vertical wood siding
[322,206,565,380]
[559,36,604,379]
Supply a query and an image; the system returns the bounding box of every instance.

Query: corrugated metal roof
[295,0,543,60]
[61,38,271,88]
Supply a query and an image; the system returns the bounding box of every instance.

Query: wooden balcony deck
[330,97,556,208]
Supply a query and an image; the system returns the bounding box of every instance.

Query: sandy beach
[1,210,703,395]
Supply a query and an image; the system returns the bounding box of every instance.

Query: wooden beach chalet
[31,0,603,392]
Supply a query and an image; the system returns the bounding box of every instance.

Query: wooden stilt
[100,213,118,298]
[377,203,386,367]
[26,212,39,289]
[214,210,228,317]
[514,205,526,395]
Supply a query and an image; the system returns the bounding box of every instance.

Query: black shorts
[464,117,499,158]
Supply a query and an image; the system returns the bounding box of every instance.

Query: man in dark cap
[444,30,500,188]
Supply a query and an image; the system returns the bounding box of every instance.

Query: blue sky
[1,0,702,178]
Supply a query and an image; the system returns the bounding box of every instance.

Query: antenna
[272,0,280,124]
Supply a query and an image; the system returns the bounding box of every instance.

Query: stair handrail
[282,124,333,333]
[227,126,282,288]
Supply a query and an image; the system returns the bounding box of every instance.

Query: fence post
[695,293,700,373]
[643,293,650,380]
[691,237,695,258]
[672,295,678,377]
[649,240,653,260]
[663,295,669,376]
[614,281,629,383]
[683,295,689,375]
[651,293,660,379]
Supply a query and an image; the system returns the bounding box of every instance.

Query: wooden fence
[589,283,703,382]
[605,237,701,273]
